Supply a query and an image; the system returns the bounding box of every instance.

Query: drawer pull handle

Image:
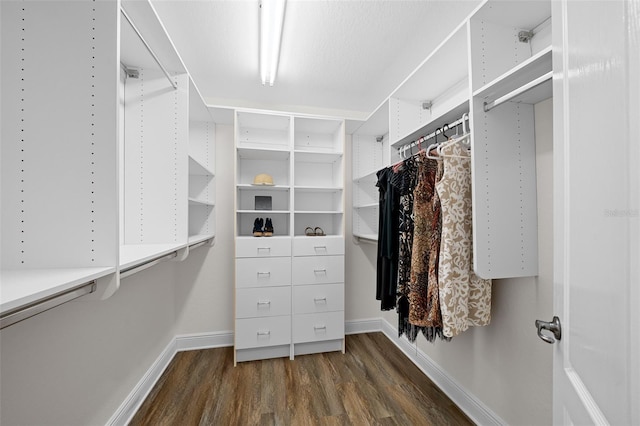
[257,247,271,252]
[257,271,271,276]
[314,325,327,331]
[257,330,271,336]
[314,246,327,250]
[314,297,327,303]
[257,300,271,306]
[313,268,327,274]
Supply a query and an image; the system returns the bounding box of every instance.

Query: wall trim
[110,322,503,426]
[379,318,505,426]
[344,318,382,335]
[175,330,234,352]
[107,337,177,426]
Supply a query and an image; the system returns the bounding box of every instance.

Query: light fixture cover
[259,0,286,86]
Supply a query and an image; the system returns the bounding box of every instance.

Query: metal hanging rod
[120,251,178,279]
[120,8,178,90]
[397,113,469,156]
[0,281,97,330]
[189,238,214,250]
[484,71,552,112]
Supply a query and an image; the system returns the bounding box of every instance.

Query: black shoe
[264,218,273,237]
[253,218,263,237]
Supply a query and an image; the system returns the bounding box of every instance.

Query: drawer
[236,287,291,318]
[236,257,291,288]
[293,283,344,314]
[236,237,291,258]
[236,315,291,349]
[292,255,344,285]
[293,236,344,257]
[293,312,344,344]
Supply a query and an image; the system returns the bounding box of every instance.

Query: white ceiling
[151,0,481,121]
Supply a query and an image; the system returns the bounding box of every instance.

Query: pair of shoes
[253,218,274,237]
[304,226,325,236]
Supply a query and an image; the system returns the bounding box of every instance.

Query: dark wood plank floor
[130,332,473,425]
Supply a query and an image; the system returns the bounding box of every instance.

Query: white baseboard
[344,318,382,335]
[379,318,505,426]
[110,322,503,426]
[108,331,233,426]
[175,330,234,351]
[106,337,177,426]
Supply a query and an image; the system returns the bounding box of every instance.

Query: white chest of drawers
[234,235,345,363]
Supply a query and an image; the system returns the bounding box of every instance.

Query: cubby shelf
[189,156,215,177]
[189,198,215,207]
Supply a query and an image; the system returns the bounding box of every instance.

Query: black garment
[376,167,399,311]
[388,158,421,341]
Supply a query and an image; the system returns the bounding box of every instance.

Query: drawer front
[235,315,291,349]
[293,236,344,257]
[236,287,291,318]
[292,255,344,285]
[236,257,291,288]
[236,237,291,258]
[293,312,344,344]
[293,283,344,314]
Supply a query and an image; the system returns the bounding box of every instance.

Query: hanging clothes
[408,152,446,342]
[436,140,492,338]
[376,167,400,311]
[389,157,420,340]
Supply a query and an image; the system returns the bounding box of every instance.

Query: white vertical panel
[1,0,118,269]
[471,100,538,278]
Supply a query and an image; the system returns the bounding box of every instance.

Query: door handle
[535,316,562,344]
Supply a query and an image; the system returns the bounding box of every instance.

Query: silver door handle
[535,316,561,344]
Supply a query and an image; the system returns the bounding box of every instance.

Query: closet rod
[120,8,178,90]
[484,71,552,112]
[189,238,213,250]
[120,251,178,279]
[0,281,97,330]
[397,114,469,155]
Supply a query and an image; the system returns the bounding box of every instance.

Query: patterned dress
[409,152,446,342]
[436,141,492,337]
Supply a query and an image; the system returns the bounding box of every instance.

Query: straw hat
[252,173,274,186]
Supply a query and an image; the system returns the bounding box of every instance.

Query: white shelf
[188,234,215,245]
[353,233,378,242]
[1,267,116,314]
[354,203,378,209]
[237,147,290,161]
[294,151,342,163]
[237,210,290,214]
[237,184,290,191]
[473,46,552,102]
[353,169,379,183]
[294,211,343,214]
[390,97,469,149]
[189,197,215,206]
[119,243,186,270]
[189,156,214,176]
[294,186,343,193]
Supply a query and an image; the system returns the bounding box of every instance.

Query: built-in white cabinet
[0,0,216,328]
[234,111,345,363]
[351,0,551,279]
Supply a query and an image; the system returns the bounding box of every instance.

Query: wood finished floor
[130,333,473,425]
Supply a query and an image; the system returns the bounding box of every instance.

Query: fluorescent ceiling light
[260,0,286,86]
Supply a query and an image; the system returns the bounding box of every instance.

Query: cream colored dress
[435,140,491,337]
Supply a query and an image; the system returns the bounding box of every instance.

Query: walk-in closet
[1,0,638,425]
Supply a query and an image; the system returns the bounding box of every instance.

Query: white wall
[0,263,177,425]
[344,98,554,425]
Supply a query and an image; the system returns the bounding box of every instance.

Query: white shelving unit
[350,0,551,278]
[1,0,120,318]
[188,79,216,246]
[234,111,345,363]
[1,0,218,327]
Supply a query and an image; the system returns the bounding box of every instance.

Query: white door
[551,1,639,425]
